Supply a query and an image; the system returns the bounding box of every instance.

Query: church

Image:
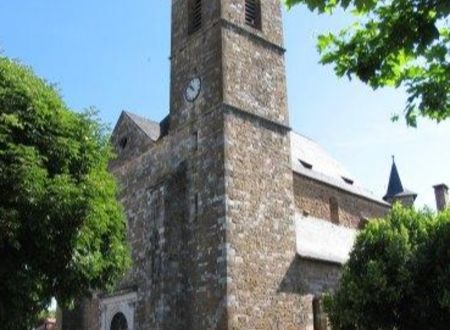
[60,0,433,329]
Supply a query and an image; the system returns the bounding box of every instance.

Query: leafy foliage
[285,0,450,126]
[0,56,130,329]
[324,204,450,329]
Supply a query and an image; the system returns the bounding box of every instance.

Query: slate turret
[383,156,417,207]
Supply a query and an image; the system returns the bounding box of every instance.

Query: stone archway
[100,292,137,330]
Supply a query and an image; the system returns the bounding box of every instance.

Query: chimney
[433,184,449,212]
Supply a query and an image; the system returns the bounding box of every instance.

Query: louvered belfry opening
[188,0,202,34]
[245,0,261,29]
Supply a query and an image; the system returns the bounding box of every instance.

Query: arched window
[100,292,136,330]
[110,312,128,330]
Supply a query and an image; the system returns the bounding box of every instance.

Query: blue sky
[1,0,449,209]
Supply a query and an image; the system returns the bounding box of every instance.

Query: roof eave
[293,169,390,207]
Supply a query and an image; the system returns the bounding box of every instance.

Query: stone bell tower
[169,0,289,128]
[63,1,300,329]
[170,0,299,328]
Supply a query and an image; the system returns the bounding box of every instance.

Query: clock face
[185,77,201,102]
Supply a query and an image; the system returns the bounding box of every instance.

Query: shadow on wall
[278,256,341,295]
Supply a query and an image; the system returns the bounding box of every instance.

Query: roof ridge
[123,110,159,125]
[290,130,318,144]
[123,111,161,141]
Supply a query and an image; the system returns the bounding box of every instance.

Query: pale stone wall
[222,24,289,125]
[221,0,284,46]
[293,173,389,229]
[223,108,307,329]
[220,1,307,326]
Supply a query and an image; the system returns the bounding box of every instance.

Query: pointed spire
[383,156,404,201]
[383,156,417,206]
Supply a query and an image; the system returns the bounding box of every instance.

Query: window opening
[245,0,261,29]
[194,193,199,217]
[110,312,128,330]
[313,296,330,330]
[329,197,339,224]
[193,131,198,151]
[119,137,128,150]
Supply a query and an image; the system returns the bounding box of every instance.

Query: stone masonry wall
[221,1,312,328]
[222,20,289,125]
[293,173,390,229]
[111,108,227,330]
[224,109,313,329]
[63,105,228,330]
[170,0,223,130]
[221,0,284,47]
[109,113,155,167]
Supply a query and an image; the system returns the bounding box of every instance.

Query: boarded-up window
[329,197,339,224]
[245,0,261,29]
[188,0,202,34]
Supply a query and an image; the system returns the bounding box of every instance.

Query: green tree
[324,204,450,329]
[284,0,450,126]
[0,56,130,329]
